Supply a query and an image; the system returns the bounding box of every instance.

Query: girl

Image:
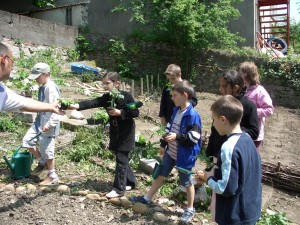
[238,61,274,150]
[69,72,138,198]
[205,70,259,221]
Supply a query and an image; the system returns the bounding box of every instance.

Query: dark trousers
[113,151,137,194]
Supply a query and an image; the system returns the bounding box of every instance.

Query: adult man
[0,42,59,113]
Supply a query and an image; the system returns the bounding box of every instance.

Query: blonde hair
[165,64,181,76]
[238,61,260,85]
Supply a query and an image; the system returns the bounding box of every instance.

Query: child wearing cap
[23,62,61,185]
[159,64,197,125]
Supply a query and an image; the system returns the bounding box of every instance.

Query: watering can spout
[3,156,14,172]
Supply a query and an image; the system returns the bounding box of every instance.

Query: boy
[196,95,262,225]
[159,64,197,125]
[23,63,61,185]
[130,80,202,223]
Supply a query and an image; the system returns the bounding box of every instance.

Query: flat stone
[56,185,70,194]
[108,198,122,206]
[139,158,159,174]
[15,186,26,193]
[5,184,15,192]
[153,212,168,223]
[61,117,87,131]
[39,186,52,193]
[120,197,133,208]
[132,203,149,214]
[26,184,37,193]
[13,112,36,123]
[86,194,100,200]
[98,197,107,202]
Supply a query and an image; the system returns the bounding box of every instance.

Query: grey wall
[228,0,257,47]
[30,5,87,27]
[88,0,140,36]
[0,10,78,47]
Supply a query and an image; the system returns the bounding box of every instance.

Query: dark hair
[221,70,246,95]
[0,43,9,56]
[103,72,121,82]
[172,80,194,100]
[211,95,243,125]
[238,61,260,85]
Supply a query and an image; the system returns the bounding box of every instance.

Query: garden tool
[3,132,42,179]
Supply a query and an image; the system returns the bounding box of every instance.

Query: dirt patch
[0,82,299,224]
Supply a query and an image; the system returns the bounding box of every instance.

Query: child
[68,72,138,198]
[23,63,61,185]
[159,64,197,125]
[130,80,202,223]
[238,61,274,150]
[205,70,259,221]
[196,95,262,225]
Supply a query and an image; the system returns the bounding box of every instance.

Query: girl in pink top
[238,61,274,150]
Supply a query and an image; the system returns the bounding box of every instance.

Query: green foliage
[159,181,178,196]
[8,69,36,95]
[16,48,62,76]
[113,0,243,50]
[66,127,113,162]
[32,0,54,7]
[92,109,109,124]
[76,26,96,60]
[108,39,135,79]
[109,88,124,108]
[66,47,80,62]
[260,57,300,93]
[0,113,17,132]
[80,72,94,83]
[257,210,291,225]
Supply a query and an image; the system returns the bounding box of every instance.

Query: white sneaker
[126,186,132,191]
[106,190,121,198]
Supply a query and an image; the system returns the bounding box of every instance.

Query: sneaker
[106,190,123,198]
[180,208,195,223]
[39,175,59,186]
[129,195,153,205]
[126,186,133,191]
[31,164,47,175]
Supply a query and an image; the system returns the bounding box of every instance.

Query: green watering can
[3,132,42,179]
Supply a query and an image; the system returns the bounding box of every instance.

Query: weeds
[257,210,291,225]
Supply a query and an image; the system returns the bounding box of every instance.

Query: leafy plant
[32,0,54,7]
[66,47,80,62]
[109,88,124,108]
[257,210,291,225]
[0,114,17,132]
[80,72,94,83]
[7,69,36,96]
[58,98,75,110]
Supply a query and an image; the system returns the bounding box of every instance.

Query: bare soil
[0,83,299,224]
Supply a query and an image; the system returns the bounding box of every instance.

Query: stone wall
[0,10,78,47]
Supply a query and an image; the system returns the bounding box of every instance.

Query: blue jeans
[159,152,194,186]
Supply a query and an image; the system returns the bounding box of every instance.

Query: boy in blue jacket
[130,80,202,223]
[196,95,262,225]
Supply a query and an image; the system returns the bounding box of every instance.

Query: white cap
[28,63,50,79]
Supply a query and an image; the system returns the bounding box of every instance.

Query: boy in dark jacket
[159,64,197,125]
[197,95,262,225]
[130,80,202,223]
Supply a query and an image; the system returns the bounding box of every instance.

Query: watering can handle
[14,132,43,155]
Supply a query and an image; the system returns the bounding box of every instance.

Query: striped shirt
[168,108,187,160]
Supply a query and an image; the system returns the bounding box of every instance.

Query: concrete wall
[30,5,87,27]
[0,10,78,47]
[88,0,140,36]
[228,0,257,47]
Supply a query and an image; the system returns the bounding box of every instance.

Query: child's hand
[195,171,206,184]
[42,125,50,132]
[108,108,121,116]
[164,132,176,142]
[159,147,165,157]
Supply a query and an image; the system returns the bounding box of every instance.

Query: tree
[32,0,55,7]
[290,19,300,53]
[113,0,243,74]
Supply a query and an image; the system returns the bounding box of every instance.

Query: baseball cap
[28,63,50,79]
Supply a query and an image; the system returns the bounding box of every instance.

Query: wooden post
[140,77,144,96]
[131,80,134,97]
[146,75,149,93]
[157,74,160,89]
[151,75,153,91]
[122,81,126,91]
